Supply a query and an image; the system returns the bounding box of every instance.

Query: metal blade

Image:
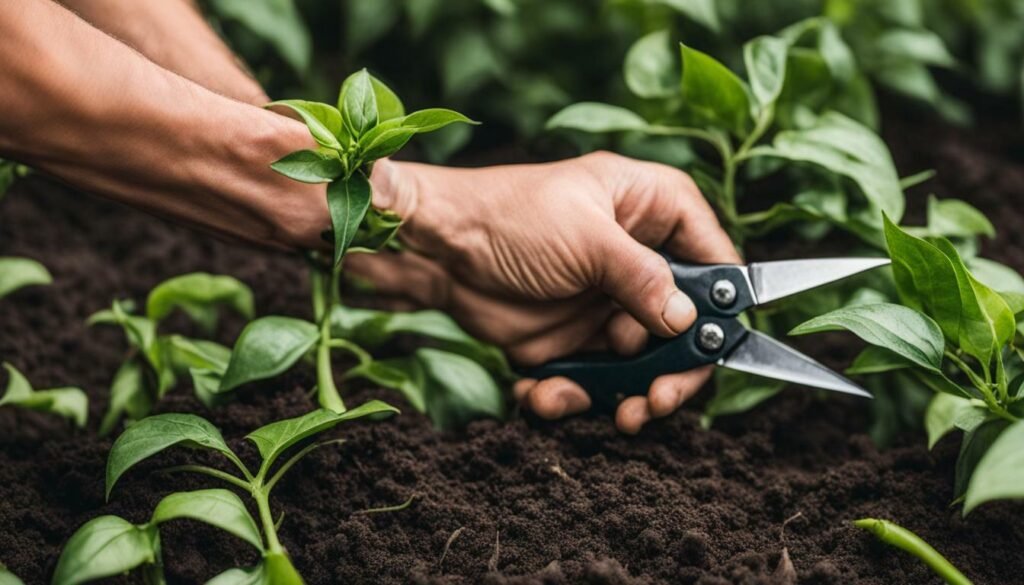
[719,331,872,398]
[747,258,891,305]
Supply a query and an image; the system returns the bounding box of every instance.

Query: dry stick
[780,511,804,543]
[488,531,501,572]
[438,527,465,571]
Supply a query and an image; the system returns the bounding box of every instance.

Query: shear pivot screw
[711,279,737,307]
[698,323,725,352]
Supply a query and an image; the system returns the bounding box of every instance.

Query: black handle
[519,261,752,411]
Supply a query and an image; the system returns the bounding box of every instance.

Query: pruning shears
[525,256,891,410]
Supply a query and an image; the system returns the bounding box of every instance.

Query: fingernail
[662,291,695,334]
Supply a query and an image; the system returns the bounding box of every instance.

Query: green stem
[254,488,284,554]
[310,267,325,323]
[328,338,372,365]
[313,261,345,413]
[162,465,251,491]
[854,519,972,585]
[265,438,346,495]
[945,351,1016,422]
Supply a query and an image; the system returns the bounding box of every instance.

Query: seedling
[53,400,398,585]
[792,217,1024,513]
[854,519,972,585]
[88,272,254,435]
[215,70,505,428]
[0,256,50,300]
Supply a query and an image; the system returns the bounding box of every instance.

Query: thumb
[593,226,697,337]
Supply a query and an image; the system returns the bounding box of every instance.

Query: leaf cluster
[88,273,254,435]
[55,401,397,585]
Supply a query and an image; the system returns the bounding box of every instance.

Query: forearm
[56,0,267,105]
[0,0,324,248]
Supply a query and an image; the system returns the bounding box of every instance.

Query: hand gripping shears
[524,257,891,410]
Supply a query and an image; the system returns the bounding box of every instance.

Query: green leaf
[208,0,311,74]
[340,69,378,137]
[271,150,344,184]
[99,358,149,436]
[0,565,24,585]
[818,21,855,82]
[370,75,405,122]
[329,306,511,378]
[357,119,416,162]
[701,369,785,428]
[744,35,789,112]
[166,336,232,374]
[970,258,1024,295]
[350,207,403,252]
[875,29,956,68]
[345,358,426,412]
[651,0,719,31]
[0,362,87,427]
[413,348,505,430]
[0,257,51,299]
[326,173,373,265]
[965,419,1024,513]
[151,489,263,551]
[955,418,1009,499]
[846,346,914,375]
[219,317,319,392]
[679,43,752,137]
[927,196,995,239]
[884,216,963,343]
[624,30,678,99]
[106,413,235,499]
[246,401,398,470]
[52,516,158,585]
[146,272,254,331]
[790,303,945,373]
[758,113,903,223]
[546,102,649,133]
[402,109,477,134]
[924,393,973,449]
[266,100,343,149]
[934,239,1015,370]
[206,564,270,585]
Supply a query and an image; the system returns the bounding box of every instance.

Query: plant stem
[854,519,972,585]
[328,338,372,365]
[162,465,251,491]
[254,488,284,554]
[311,259,345,413]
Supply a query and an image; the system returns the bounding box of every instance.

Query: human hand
[348,152,740,433]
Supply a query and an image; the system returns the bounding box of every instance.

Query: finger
[592,226,697,337]
[525,377,591,419]
[615,396,652,435]
[655,168,741,264]
[647,365,713,418]
[513,378,537,403]
[506,302,616,366]
[606,311,648,356]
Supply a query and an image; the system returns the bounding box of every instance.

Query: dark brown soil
[3,104,1024,585]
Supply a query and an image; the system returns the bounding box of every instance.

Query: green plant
[0,256,50,300]
[88,272,254,435]
[0,159,30,199]
[0,564,24,585]
[791,217,1024,512]
[53,400,397,584]
[213,70,505,428]
[202,0,312,77]
[1,363,86,428]
[854,518,972,585]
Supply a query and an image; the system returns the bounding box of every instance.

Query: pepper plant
[791,216,1024,513]
[88,272,254,435]
[53,400,397,585]
[213,69,506,428]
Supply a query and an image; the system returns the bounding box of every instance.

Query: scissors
[524,257,891,410]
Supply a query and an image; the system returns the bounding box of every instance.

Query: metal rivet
[698,323,725,352]
[711,279,737,307]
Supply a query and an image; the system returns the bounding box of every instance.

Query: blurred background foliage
[201,0,1024,161]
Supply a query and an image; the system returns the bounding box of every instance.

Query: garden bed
[2,104,1023,584]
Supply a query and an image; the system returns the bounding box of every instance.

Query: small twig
[780,511,804,544]
[274,510,285,531]
[488,531,501,572]
[438,527,465,570]
[353,493,418,516]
